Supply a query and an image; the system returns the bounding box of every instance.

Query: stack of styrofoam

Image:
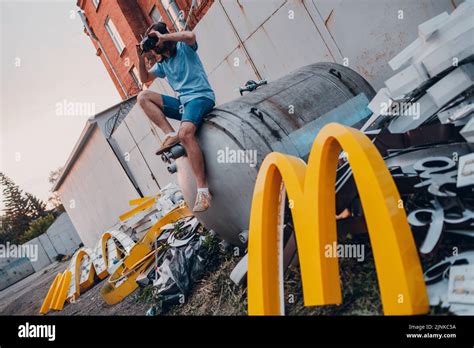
[362,0,474,134]
[119,183,185,240]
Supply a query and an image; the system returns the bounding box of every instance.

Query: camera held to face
[140,35,159,53]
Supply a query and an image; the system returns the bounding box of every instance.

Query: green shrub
[19,213,56,244]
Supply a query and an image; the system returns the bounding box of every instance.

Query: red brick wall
[78,0,214,99]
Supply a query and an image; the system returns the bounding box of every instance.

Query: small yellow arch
[247,123,428,315]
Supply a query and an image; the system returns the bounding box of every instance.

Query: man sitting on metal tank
[136,22,215,212]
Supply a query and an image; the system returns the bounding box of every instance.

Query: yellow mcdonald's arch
[247,123,429,315]
[39,196,191,314]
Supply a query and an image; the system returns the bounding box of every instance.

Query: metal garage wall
[0,257,35,291]
[110,80,181,196]
[196,0,458,102]
[22,213,82,272]
[303,0,456,90]
[107,0,457,217]
[57,127,139,247]
[44,213,82,255]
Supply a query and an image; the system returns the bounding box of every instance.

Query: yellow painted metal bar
[128,196,155,206]
[39,203,192,311]
[101,259,153,305]
[101,204,192,305]
[248,123,428,316]
[119,197,156,222]
[39,273,62,314]
[51,270,72,311]
[49,272,64,310]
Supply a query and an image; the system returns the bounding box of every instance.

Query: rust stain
[324,9,335,29]
[236,0,244,12]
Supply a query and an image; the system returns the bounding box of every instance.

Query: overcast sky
[0,0,121,211]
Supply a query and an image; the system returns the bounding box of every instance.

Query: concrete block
[418,12,450,41]
[427,63,474,108]
[460,115,474,142]
[385,63,429,97]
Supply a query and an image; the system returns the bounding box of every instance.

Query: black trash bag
[153,236,207,300]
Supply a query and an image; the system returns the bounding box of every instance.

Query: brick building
[77,0,214,99]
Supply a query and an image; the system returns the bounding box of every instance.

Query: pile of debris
[39,183,191,314]
[339,1,474,315]
[135,217,214,315]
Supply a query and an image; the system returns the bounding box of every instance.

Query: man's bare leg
[137,90,174,134]
[178,122,207,188]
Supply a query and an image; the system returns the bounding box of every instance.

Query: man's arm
[136,45,155,85]
[150,30,196,46]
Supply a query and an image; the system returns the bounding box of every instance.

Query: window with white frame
[149,5,162,23]
[105,17,126,54]
[160,0,185,31]
[130,66,143,89]
[92,0,100,9]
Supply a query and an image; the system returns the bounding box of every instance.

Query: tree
[47,167,64,211]
[19,213,56,244]
[0,172,48,244]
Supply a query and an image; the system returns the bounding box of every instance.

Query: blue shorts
[161,95,215,127]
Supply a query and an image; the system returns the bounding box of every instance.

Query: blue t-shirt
[149,41,215,105]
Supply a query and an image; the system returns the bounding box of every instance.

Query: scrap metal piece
[167,217,199,248]
[407,202,444,255]
[239,79,267,96]
[445,209,474,227]
[424,251,474,285]
[460,116,474,142]
[230,253,248,286]
[238,230,249,244]
[457,153,474,188]
[413,157,458,197]
[384,143,474,175]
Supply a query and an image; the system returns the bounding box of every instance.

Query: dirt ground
[0,261,67,315]
[0,233,383,316]
[0,260,149,316]
[1,231,462,316]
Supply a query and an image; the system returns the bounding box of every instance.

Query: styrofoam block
[361,88,394,132]
[450,0,474,20]
[388,38,422,71]
[387,93,438,133]
[385,63,429,97]
[416,13,474,60]
[427,64,474,108]
[421,28,474,77]
[460,115,474,142]
[418,12,450,41]
[368,87,392,115]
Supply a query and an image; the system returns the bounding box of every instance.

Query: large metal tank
[175,63,375,246]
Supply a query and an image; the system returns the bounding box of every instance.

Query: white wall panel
[58,128,138,247]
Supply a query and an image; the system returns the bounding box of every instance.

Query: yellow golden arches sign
[247,123,429,315]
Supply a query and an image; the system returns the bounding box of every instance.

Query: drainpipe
[78,10,129,98]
